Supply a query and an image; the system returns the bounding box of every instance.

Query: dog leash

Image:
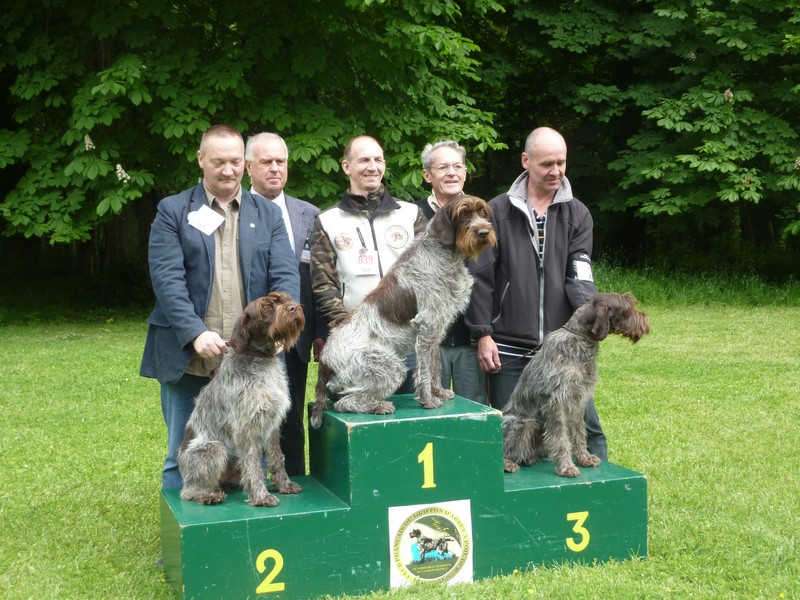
[500,327,594,367]
[500,345,541,366]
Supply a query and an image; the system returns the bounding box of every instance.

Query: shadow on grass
[3,260,800,325]
[0,266,153,324]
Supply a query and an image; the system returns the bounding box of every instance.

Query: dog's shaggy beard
[451,197,496,260]
[231,294,305,357]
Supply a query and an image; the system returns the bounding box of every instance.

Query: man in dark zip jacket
[465,127,607,459]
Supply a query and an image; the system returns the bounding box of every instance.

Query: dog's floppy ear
[228,310,252,353]
[590,301,610,341]
[427,202,456,245]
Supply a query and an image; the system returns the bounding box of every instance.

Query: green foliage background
[0,0,505,243]
[468,0,800,269]
[0,0,799,274]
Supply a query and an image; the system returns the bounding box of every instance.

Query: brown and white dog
[502,293,649,477]
[179,292,305,506]
[310,195,496,426]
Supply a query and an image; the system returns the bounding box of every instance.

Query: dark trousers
[394,353,417,395]
[280,348,308,476]
[487,352,608,460]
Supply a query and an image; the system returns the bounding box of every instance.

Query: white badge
[187,204,225,236]
[355,248,379,276]
[300,239,311,263]
[574,260,594,282]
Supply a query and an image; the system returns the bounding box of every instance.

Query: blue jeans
[488,353,608,460]
[160,373,208,489]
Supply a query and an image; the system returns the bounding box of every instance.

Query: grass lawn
[1,269,798,599]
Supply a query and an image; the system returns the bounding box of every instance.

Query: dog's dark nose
[478,229,490,239]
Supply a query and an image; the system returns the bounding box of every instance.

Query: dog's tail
[309,362,332,429]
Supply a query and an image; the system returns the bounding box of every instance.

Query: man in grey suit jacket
[246,132,327,476]
[141,125,300,489]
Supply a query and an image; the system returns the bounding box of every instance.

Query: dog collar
[560,326,598,341]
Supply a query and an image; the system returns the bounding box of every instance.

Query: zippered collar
[507,171,574,228]
[337,185,401,220]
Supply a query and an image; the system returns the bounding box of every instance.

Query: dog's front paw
[371,400,396,415]
[503,458,520,473]
[417,392,443,409]
[432,386,455,402]
[248,491,280,507]
[181,488,226,505]
[418,398,443,409]
[275,480,302,495]
[576,453,601,468]
[556,462,580,478]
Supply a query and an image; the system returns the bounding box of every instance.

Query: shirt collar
[426,193,441,214]
[271,191,287,211]
[203,183,242,208]
[250,187,286,206]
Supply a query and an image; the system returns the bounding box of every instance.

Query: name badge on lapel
[187,204,225,235]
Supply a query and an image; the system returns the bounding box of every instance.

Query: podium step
[161,395,647,598]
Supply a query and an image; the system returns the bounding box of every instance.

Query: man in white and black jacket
[465,127,606,459]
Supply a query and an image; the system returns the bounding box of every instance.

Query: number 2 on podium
[418,442,437,489]
[255,549,285,594]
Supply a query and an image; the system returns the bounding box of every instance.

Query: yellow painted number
[566,511,590,552]
[418,442,437,489]
[255,549,285,594]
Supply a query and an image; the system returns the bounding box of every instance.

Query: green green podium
[161,396,647,599]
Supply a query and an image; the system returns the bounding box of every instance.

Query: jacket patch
[334,233,354,251]
[385,225,410,249]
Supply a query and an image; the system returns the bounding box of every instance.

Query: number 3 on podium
[566,511,590,552]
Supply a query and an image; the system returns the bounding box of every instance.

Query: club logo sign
[388,499,473,587]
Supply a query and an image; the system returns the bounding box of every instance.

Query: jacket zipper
[491,282,510,325]
[367,216,385,278]
[537,223,546,342]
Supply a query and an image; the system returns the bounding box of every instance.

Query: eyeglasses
[430,163,466,174]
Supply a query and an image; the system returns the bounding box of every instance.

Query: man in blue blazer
[140,125,300,489]
[246,132,327,476]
